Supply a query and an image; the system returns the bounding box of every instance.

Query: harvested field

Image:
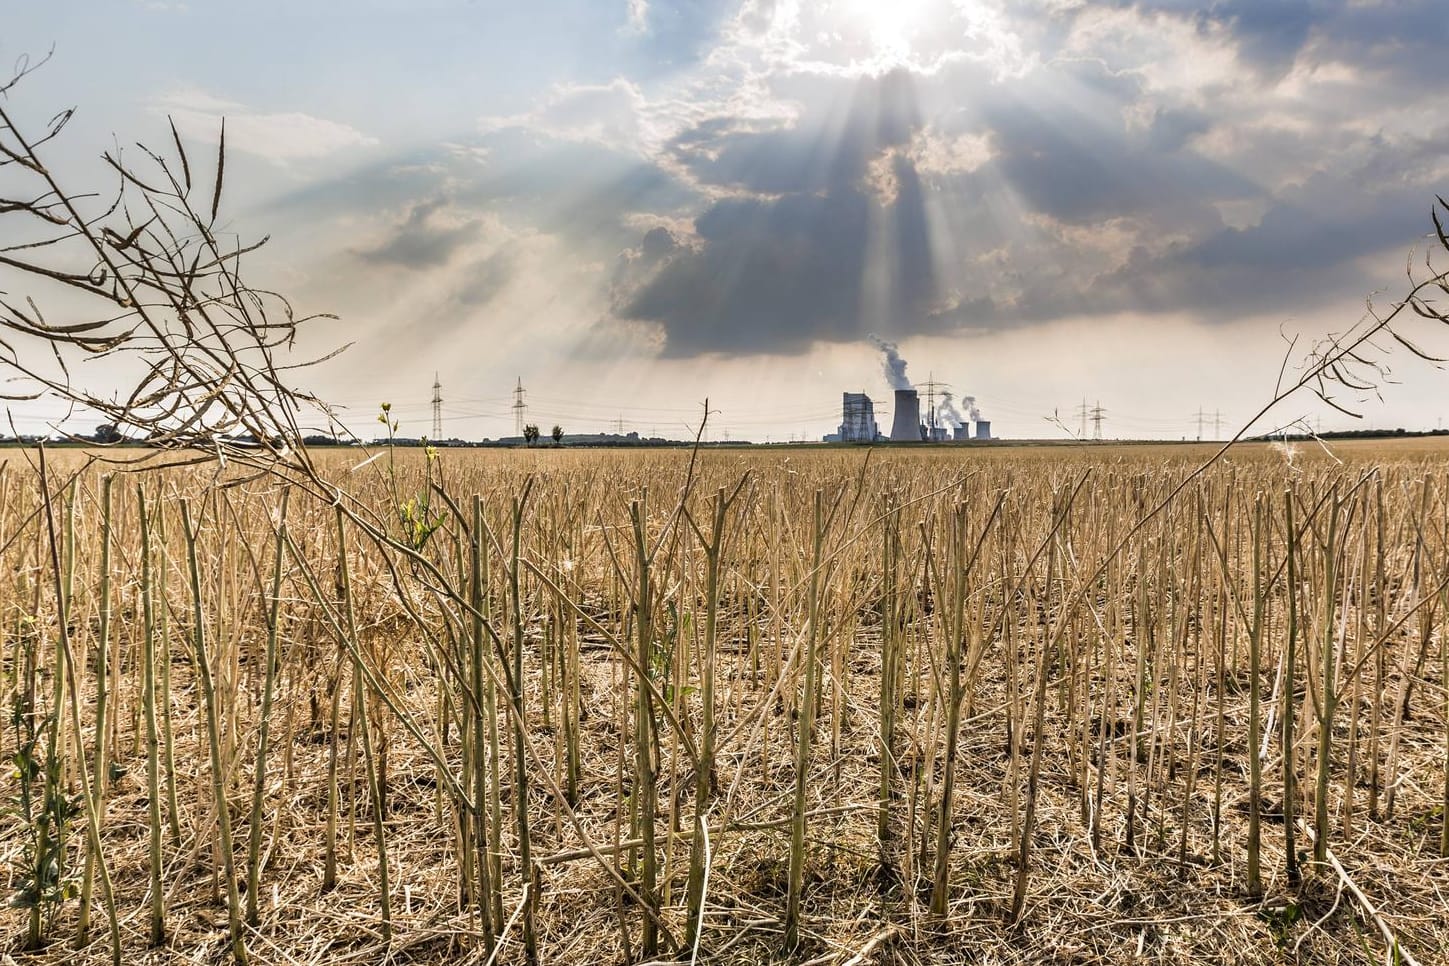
[2,440,1448,965]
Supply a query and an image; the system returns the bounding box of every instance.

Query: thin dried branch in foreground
[0,59,342,474]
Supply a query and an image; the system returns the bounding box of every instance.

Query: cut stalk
[78,474,112,943]
[181,499,248,965]
[138,483,167,945]
[785,490,826,954]
[246,491,288,927]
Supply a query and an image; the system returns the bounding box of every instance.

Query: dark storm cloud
[613,59,1263,352]
[453,250,515,307]
[639,225,678,260]
[1144,107,1213,153]
[1104,179,1446,314]
[355,197,481,268]
[1108,0,1448,80]
[275,127,698,277]
[607,70,951,355]
[620,149,940,355]
[977,73,1257,225]
[1313,0,1449,86]
[470,128,688,216]
[668,70,922,195]
[623,191,871,354]
[1086,1,1315,74]
[609,225,678,317]
[266,125,702,356]
[1200,1,1317,75]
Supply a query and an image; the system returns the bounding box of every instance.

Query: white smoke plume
[962,395,981,421]
[937,389,965,427]
[868,333,912,390]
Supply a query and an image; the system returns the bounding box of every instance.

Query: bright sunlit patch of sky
[4,1,1449,443]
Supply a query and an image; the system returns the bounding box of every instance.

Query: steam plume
[937,389,965,427]
[868,333,912,390]
[963,395,981,421]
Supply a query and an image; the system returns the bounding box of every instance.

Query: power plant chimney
[974,419,992,440]
[889,389,922,442]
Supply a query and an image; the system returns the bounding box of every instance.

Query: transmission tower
[431,373,443,441]
[1195,406,1205,442]
[1090,401,1106,440]
[1076,398,1090,439]
[1213,409,1223,440]
[512,378,526,438]
[924,374,939,436]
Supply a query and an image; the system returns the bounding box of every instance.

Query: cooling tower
[889,389,922,442]
[974,420,991,440]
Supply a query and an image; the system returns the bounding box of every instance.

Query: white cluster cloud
[156,89,378,163]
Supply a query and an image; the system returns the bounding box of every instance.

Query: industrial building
[838,392,879,442]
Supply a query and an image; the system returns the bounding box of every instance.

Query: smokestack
[869,334,912,391]
[890,389,922,442]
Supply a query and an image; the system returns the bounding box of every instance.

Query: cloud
[596,0,1449,355]
[252,0,1449,369]
[270,126,696,264]
[453,250,516,307]
[479,77,709,159]
[616,149,940,355]
[156,89,377,163]
[353,197,484,269]
[624,0,648,35]
[486,79,649,153]
[664,69,924,195]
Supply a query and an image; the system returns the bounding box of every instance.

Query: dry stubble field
[2,438,1448,965]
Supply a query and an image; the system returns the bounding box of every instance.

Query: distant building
[838,392,880,443]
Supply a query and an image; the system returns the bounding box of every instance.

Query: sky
[3,0,1449,442]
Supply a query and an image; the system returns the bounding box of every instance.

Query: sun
[829,0,945,69]
[837,0,936,37]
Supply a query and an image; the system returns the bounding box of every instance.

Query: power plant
[825,335,995,443]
